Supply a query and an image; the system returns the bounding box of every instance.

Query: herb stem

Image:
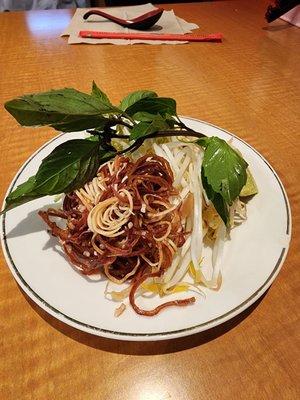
[86,129,130,139]
[146,129,206,140]
[175,117,202,135]
[113,117,134,129]
[111,133,131,139]
[115,128,206,156]
[116,137,144,155]
[120,113,136,126]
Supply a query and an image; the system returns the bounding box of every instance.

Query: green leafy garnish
[125,97,177,117]
[200,137,248,225]
[203,137,248,204]
[119,90,157,111]
[2,83,252,223]
[4,140,115,213]
[130,114,172,140]
[4,177,43,212]
[91,81,112,107]
[4,88,118,132]
[201,174,230,225]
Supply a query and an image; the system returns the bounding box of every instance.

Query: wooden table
[0,1,299,399]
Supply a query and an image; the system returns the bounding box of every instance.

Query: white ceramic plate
[1,118,291,341]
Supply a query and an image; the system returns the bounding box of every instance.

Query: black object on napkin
[265,0,300,22]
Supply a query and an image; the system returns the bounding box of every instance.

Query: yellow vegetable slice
[240,168,258,197]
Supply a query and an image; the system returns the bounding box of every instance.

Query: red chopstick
[79,31,223,42]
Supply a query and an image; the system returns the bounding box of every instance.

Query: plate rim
[0,117,292,341]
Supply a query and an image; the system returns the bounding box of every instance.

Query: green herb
[130,114,171,140]
[201,174,229,225]
[2,83,251,224]
[4,88,118,132]
[91,81,113,107]
[125,97,177,117]
[201,137,248,224]
[119,90,157,111]
[4,140,115,212]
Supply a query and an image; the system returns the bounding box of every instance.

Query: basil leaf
[131,111,177,127]
[130,115,170,140]
[125,97,176,117]
[202,137,248,205]
[196,137,210,148]
[3,177,43,213]
[47,114,109,132]
[132,111,158,122]
[164,113,178,128]
[201,174,229,225]
[2,140,116,213]
[4,88,116,132]
[34,140,106,193]
[130,122,155,140]
[91,81,112,106]
[85,135,99,142]
[119,90,157,111]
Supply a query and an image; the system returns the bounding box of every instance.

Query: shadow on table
[20,286,266,355]
[262,23,294,32]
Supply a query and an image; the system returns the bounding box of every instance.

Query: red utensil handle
[79,31,223,42]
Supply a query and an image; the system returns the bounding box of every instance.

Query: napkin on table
[280,5,300,27]
[61,3,199,45]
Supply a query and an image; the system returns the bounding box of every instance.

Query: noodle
[39,154,193,315]
[39,139,249,317]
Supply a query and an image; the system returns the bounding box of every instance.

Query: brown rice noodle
[39,154,195,316]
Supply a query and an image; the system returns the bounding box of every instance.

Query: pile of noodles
[39,154,195,316]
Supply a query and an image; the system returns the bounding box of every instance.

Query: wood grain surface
[0,1,299,399]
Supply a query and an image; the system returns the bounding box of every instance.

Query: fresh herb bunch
[2,82,248,226]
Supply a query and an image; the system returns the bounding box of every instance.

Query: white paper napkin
[280,5,300,27]
[61,3,199,45]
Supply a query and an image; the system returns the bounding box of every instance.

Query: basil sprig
[4,140,116,213]
[3,83,249,225]
[199,137,248,224]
